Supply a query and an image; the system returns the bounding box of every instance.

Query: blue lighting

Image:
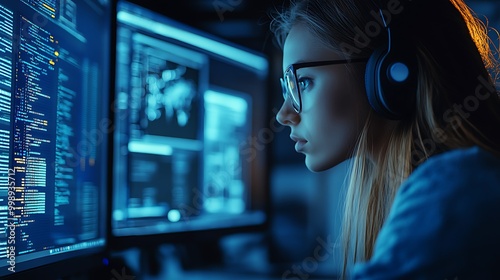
[117,11,268,72]
[167,209,181,222]
[204,90,248,113]
[128,141,173,156]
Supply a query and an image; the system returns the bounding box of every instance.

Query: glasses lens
[284,69,300,112]
[280,78,287,101]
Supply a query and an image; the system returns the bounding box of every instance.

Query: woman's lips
[295,140,307,152]
[290,135,307,152]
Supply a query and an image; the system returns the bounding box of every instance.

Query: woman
[272,0,500,278]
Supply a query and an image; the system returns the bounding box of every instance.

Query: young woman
[272,0,500,278]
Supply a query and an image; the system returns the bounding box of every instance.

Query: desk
[106,234,338,280]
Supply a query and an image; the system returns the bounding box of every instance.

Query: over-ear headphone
[364,7,417,120]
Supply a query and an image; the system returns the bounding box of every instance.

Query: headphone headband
[364,6,417,120]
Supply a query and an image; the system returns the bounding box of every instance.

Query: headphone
[364,7,417,120]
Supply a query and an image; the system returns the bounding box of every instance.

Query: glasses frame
[281,58,368,113]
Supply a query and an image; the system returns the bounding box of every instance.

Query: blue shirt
[352,146,500,279]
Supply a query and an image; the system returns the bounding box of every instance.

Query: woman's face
[276,23,371,172]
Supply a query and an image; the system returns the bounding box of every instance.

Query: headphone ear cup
[365,47,390,118]
[365,45,417,120]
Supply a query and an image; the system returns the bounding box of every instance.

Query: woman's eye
[297,77,311,91]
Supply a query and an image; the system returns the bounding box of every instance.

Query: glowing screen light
[117,11,268,73]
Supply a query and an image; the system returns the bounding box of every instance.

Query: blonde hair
[270,0,500,278]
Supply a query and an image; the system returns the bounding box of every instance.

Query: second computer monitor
[111,0,269,246]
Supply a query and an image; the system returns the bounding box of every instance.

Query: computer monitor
[0,0,111,278]
[110,0,270,248]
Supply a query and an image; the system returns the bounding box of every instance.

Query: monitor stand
[175,238,224,270]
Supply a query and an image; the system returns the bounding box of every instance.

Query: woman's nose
[276,98,299,126]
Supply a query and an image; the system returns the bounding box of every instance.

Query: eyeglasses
[280,58,368,113]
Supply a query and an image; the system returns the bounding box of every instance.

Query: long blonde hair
[270,0,500,277]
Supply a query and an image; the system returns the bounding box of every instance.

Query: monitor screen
[0,0,110,277]
[111,0,269,243]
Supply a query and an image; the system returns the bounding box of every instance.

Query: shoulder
[352,146,500,279]
[396,145,500,229]
[419,145,500,168]
[400,145,500,197]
